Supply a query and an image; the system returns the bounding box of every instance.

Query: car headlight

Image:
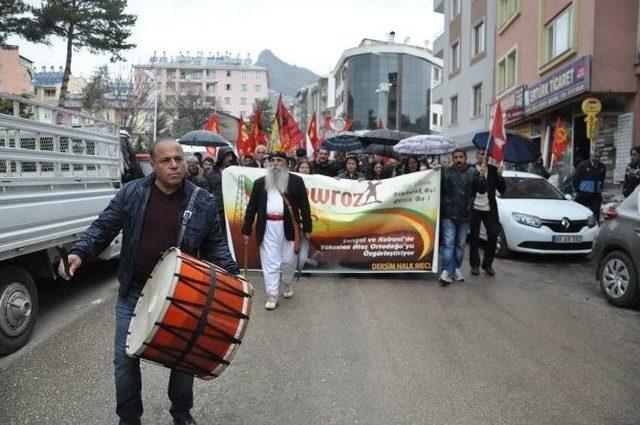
[512,212,542,227]
[587,214,597,228]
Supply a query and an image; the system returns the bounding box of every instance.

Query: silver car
[593,186,640,307]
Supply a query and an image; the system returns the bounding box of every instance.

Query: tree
[252,97,273,134]
[170,94,217,137]
[81,65,110,114]
[0,0,33,44]
[30,0,137,107]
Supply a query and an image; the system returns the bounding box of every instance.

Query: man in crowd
[186,156,210,190]
[573,149,606,222]
[439,149,486,285]
[58,138,240,425]
[242,151,312,310]
[204,146,238,241]
[311,147,338,177]
[202,156,215,175]
[468,150,505,277]
[247,144,267,168]
[623,147,640,197]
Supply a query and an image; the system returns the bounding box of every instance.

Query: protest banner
[222,166,440,273]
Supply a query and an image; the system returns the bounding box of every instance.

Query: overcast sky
[8,0,443,79]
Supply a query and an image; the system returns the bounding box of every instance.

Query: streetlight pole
[375,82,392,129]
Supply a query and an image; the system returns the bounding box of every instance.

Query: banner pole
[243,240,249,278]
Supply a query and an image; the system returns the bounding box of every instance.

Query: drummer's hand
[58,254,82,281]
[243,235,249,243]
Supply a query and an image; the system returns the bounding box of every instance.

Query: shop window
[545,6,572,63]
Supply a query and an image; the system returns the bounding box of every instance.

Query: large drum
[126,248,253,379]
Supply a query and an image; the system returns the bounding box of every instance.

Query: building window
[44,88,56,97]
[497,48,517,94]
[226,70,232,77]
[450,96,458,125]
[166,82,176,93]
[206,83,216,93]
[433,67,442,85]
[498,0,519,27]
[472,21,486,57]
[191,70,202,80]
[545,6,572,62]
[166,69,176,79]
[207,69,215,79]
[224,97,231,105]
[241,70,247,78]
[432,112,438,126]
[450,42,460,73]
[240,97,247,105]
[451,0,461,18]
[225,84,231,91]
[241,84,247,92]
[472,84,482,117]
[255,70,261,78]
[254,84,262,92]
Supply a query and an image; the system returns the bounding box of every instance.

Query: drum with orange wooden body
[126,248,253,379]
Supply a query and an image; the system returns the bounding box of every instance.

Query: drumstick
[243,239,249,279]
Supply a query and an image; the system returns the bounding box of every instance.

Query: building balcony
[433,0,444,14]
[433,32,445,59]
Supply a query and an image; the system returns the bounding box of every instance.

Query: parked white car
[489,171,599,257]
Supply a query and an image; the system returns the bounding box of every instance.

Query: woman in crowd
[338,155,365,180]
[623,147,640,197]
[366,161,384,180]
[401,155,421,175]
[295,159,312,175]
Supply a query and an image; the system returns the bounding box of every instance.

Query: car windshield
[501,177,564,200]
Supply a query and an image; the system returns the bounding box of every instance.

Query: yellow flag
[269,117,281,151]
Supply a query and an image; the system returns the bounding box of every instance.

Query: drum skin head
[126,249,181,356]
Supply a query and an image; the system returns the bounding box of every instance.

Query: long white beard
[265,164,289,193]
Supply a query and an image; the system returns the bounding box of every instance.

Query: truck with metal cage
[0,93,141,355]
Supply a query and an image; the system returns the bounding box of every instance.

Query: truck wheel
[0,266,38,356]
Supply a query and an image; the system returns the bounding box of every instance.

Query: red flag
[276,95,303,152]
[249,108,266,148]
[551,116,568,166]
[377,117,385,129]
[236,116,250,156]
[307,114,319,152]
[489,102,507,164]
[203,112,220,133]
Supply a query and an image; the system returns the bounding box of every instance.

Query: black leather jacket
[441,164,486,220]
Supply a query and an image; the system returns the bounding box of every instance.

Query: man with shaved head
[58,138,239,425]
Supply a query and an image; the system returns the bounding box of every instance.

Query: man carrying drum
[242,151,313,310]
[58,138,240,425]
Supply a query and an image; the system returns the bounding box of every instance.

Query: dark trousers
[115,292,194,424]
[469,208,498,269]
[576,193,602,223]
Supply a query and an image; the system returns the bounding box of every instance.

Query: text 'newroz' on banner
[222,166,441,273]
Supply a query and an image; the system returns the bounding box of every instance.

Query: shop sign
[524,56,591,114]
[581,97,602,115]
[497,85,525,124]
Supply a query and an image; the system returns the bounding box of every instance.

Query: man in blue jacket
[573,149,606,222]
[58,138,239,425]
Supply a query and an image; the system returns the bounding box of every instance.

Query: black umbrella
[363,143,400,159]
[178,130,229,147]
[321,132,363,152]
[360,129,416,145]
[471,131,540,164]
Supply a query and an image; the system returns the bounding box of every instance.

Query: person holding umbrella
[468,150,505,277]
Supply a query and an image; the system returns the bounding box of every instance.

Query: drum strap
[171,264,218,369]
[177,186,201,248]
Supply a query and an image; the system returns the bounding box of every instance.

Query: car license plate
[552,235,583,243]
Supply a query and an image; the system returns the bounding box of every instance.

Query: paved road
[1,255,639,425]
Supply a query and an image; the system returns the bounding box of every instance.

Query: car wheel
[0,266,38,356]
[495,224,510,258]
[599,251,639,308]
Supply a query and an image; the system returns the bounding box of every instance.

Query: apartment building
[0,45,34,95]
[432,0,497,147]
[496,0,640,188]
[133,51,270,119]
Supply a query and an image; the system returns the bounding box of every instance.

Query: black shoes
[471,267,480,275]
[173,414,197,425]
[482,265,496,276]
